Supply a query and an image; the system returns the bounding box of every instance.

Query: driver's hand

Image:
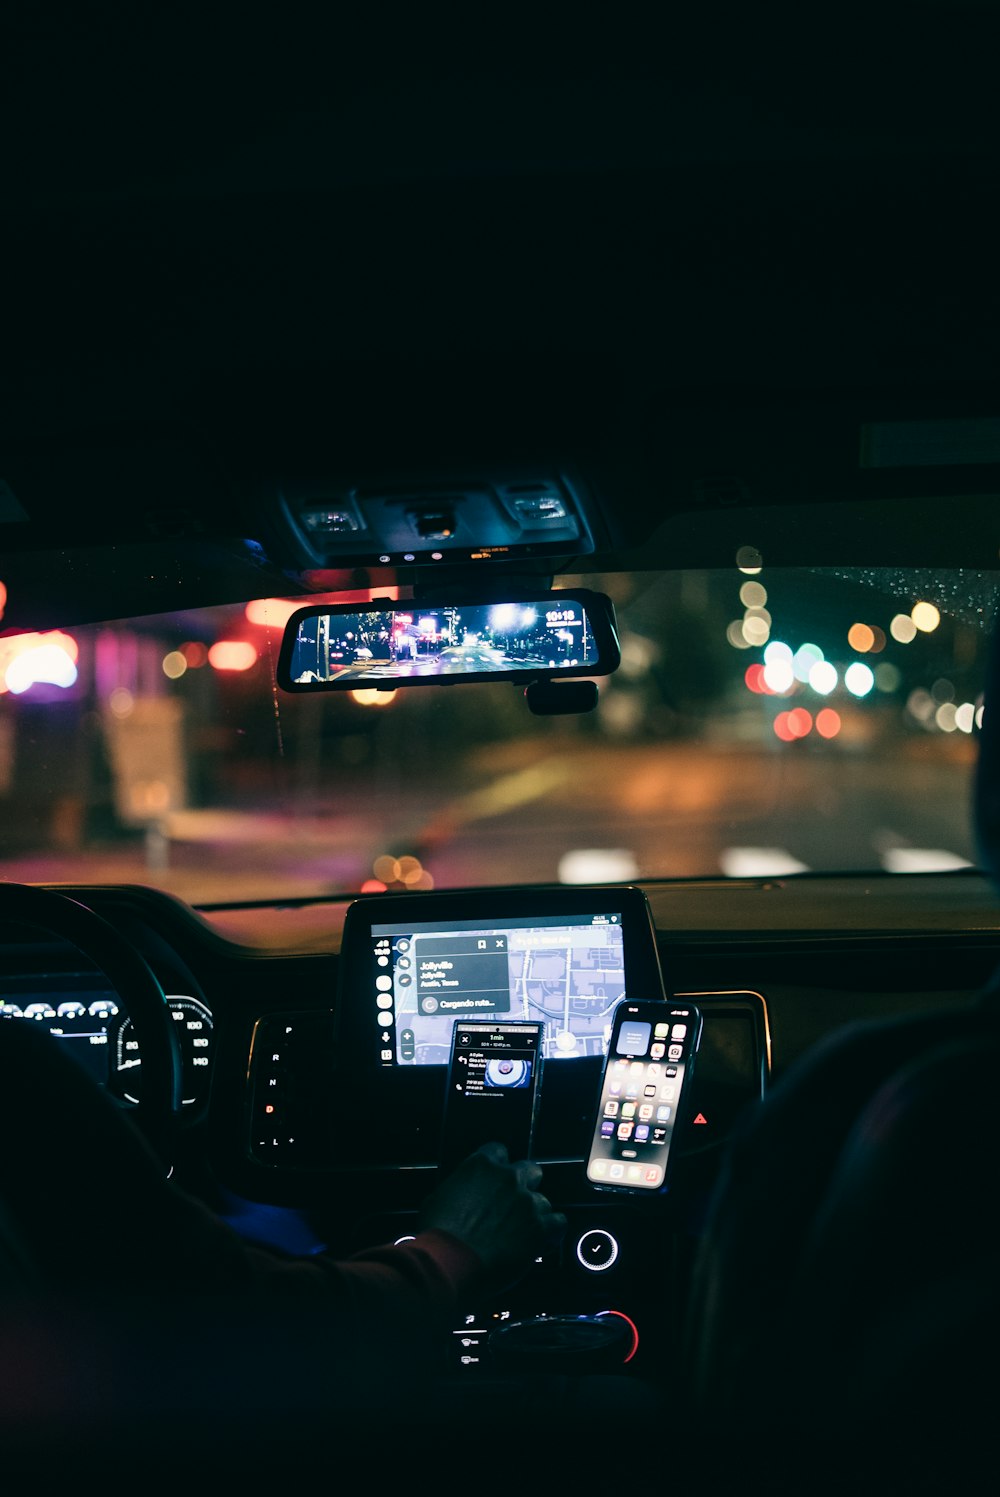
[417,1141,567,1292]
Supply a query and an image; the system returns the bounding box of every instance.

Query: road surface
[0,737,978,904]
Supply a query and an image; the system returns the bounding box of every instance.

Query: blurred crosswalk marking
[719,847,810,877]
[558,849,639,883]
[879,848,973,873]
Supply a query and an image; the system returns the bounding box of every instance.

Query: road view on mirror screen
[289,601,598,683]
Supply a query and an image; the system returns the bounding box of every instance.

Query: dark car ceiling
[2,7,1000,628]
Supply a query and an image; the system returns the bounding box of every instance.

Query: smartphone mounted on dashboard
[585,1000,702,1196]
[439,1019,544,1173]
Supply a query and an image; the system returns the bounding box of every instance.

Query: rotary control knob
[576,1227,620,1272]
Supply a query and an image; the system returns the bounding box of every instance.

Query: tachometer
[113,995,214,1108]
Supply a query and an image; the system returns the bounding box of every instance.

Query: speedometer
[113,995,214,1108]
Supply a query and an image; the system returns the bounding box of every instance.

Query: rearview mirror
[276,588,620,692]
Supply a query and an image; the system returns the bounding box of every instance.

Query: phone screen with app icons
[585,1000,702,1194]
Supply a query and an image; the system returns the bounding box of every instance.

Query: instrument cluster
[0,980,214,1109]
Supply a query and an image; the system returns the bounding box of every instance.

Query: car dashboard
[3,871,997,1386]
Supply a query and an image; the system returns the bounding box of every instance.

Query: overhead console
[261,470,599,571]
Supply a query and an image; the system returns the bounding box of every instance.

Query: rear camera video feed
[289,600,599,683]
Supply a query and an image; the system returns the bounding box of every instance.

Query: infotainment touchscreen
[325,889,766,1173]
[374,912,625,1067]
[337,885,667,1076]
[331,887,665,1167]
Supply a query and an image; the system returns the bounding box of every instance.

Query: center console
[241,885,769,1381]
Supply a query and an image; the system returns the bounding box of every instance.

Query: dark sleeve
[141,1183,488,1369]
[219,1217,486,1319]
[0,1019,485,1341]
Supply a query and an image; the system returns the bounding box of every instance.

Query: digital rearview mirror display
[277,589,620,691]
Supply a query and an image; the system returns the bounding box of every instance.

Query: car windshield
[1,564,995,902]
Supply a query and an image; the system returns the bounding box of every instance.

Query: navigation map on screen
[369,913,626,1066]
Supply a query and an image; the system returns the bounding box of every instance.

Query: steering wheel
[0,882,184,1161]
